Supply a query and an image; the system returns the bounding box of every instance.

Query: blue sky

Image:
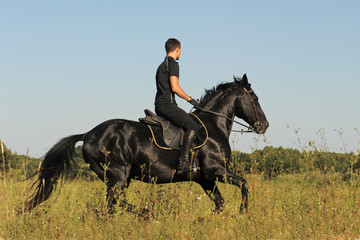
[1,1,359,157]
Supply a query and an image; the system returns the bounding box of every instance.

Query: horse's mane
[198,81,237,108]
[198,75,251,108]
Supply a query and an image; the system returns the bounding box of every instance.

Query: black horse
[23,74,268,215]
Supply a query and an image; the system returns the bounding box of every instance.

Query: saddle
[139,109,207,150]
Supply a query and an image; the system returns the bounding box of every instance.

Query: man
[155,38,201,174]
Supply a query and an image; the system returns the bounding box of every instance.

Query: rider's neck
[167,47,181,61]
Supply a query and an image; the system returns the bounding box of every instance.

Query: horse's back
[81,118,188,183]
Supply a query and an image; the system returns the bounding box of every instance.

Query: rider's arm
[170,76,191,102]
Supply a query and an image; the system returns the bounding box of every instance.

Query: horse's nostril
[254,121,261,131]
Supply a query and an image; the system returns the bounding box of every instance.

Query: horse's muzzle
[254,121,269,134]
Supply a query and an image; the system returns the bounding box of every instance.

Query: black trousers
[155,102,199,133]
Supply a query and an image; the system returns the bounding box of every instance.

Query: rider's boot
[177,130,197,175]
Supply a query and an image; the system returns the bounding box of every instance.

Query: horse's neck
[203,94,237,139]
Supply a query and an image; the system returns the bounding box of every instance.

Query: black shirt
[155,56,179,105]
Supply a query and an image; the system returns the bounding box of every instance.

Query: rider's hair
[165,38,181,53]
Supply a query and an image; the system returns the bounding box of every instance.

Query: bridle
[241,88,262,133]
[198,87,262,134]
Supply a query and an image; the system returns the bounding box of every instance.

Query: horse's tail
[22,133,85,212]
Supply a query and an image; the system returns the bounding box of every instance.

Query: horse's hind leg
[198,180,225,213]
[107,181,149,217]
[106,177,130,214]
[106,167,149,217]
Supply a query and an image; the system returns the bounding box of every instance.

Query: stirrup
[177,166,198,175]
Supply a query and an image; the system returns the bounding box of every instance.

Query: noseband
[198,87,262,134]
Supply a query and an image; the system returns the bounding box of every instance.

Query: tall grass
[1,172,359,239]
[0,132,360,239]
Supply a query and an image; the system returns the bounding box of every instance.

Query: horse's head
[233,74,269,134]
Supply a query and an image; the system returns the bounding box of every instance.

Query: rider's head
[165,38,181,60]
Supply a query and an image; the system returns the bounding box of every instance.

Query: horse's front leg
[197,179,225,213]
[213,168,248,213]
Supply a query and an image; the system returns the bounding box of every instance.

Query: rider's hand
[188,97,201,109]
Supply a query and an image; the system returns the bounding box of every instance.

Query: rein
[199,108,255,133]
[197,87,261,134]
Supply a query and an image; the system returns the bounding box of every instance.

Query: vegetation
[1,142,359,181]
[1,138,359,239]
[229,146,360,180]
[0,143,95,181]
[0,141,42,181]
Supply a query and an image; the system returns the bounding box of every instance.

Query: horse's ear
[242,74,248,84]
[233,75,239,83]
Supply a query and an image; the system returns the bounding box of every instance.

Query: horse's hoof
[138,208,150,220]
[239,207,248,214]
[212,208,223,215]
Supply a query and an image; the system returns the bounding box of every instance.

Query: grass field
[1,170,359,239]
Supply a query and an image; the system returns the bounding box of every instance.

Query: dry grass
[1,171,359,239]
